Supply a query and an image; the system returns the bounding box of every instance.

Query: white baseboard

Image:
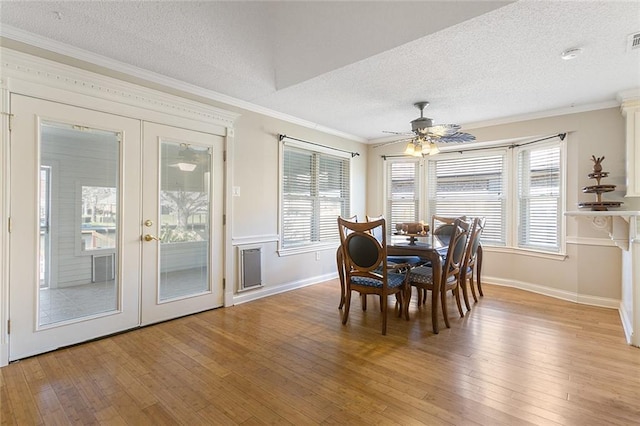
[0,343,8,367]
[484,275,620,309]
[619,301,633,345]
[232,272,338,305]
[232,272,622,311]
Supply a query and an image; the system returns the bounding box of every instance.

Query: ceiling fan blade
[425,124,461,136]
[382,130,414,136]
[437,132,476,143]
[372,137,415,149]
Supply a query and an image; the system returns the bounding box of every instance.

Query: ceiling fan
[379,101,475,156]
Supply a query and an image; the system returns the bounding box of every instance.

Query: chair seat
[351,272,406,288]
[408,266,457,285]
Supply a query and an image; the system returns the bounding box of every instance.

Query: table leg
[476,244,484,297]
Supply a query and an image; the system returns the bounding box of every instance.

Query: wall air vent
[238,245,262,291]
[628,32,640,52]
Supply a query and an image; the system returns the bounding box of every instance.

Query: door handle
[143,234,159,242]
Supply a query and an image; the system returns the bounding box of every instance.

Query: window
[427,152,507,246]
[281,140,350,250]
[385,159,420,233]
[516,143,561,252]
[81,185,117,251]
[392,134,565,254]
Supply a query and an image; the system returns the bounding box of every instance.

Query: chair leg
[476,246,484,297]
[361,294,367,311]
[459,271,472,311]
[342,290,352,324]
[431,285,440,334]
[469,273,478,303]
[403,285,411,321]
[395,293,404,318]
[381,292,388,335]
[454,286,464,318]
[440,284,451,329]
[337,248,345,309]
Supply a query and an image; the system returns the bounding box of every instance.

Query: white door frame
[0,48,239,366]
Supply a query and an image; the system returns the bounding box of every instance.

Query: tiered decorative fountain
[578,155,623,211]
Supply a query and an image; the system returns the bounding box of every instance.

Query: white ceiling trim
[0,25,366,143]
[1,47,240,131]
[462,99,621,131]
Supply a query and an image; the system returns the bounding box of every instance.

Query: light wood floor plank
[2,281,640,425]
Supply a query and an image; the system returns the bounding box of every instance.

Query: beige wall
[229,109,367,300]
[366,107,627,305]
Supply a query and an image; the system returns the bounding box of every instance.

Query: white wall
[366,107,626,306]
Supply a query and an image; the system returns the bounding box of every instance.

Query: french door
[8,95,224,361]
[140,122,224,325]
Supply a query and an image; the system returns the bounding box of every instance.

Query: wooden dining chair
[337,216,409,335]
[459,217,486,309]
[431,214,467,240]
[419,214,467,305]
[405,218,468,333]
[336,215,357,309]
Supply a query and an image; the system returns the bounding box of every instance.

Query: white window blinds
[427,153,506,245]
[517,144,561,252]
[282,144,350,249]
[385,160,420,233]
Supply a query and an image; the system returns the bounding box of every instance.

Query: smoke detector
[561,48,583,60]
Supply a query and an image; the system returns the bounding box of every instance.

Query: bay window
[384,159,421,234]
[516,143,562,252]
[427,152,507,246]
[384,135,565,254]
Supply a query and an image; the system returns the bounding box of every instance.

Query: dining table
[387,232,484,333]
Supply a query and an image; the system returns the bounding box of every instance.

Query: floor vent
[92,253,115,282]
[239,246,262,291]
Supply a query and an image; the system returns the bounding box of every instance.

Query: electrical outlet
[315,251,320,261]
[232,186,240,197]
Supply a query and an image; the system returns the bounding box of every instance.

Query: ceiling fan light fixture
[428,142,440,155]
[404,141,416,155]
[171,162,197,172]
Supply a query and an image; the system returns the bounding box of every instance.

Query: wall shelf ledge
[565,211,640,251]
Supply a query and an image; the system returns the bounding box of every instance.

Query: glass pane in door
[159,141,211,301]
[39,122,120,326]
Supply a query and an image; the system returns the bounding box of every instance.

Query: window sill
[483,245,567,261]
[277,242,339,257]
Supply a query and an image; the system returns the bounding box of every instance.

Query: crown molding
[617,88,640,104]
[0,25,365,143]
[1,47,241,129]
[462,100,621,130]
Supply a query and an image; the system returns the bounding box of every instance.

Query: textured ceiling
[1,1,639,142]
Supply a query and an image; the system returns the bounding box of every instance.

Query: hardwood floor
[2,280,640,425]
